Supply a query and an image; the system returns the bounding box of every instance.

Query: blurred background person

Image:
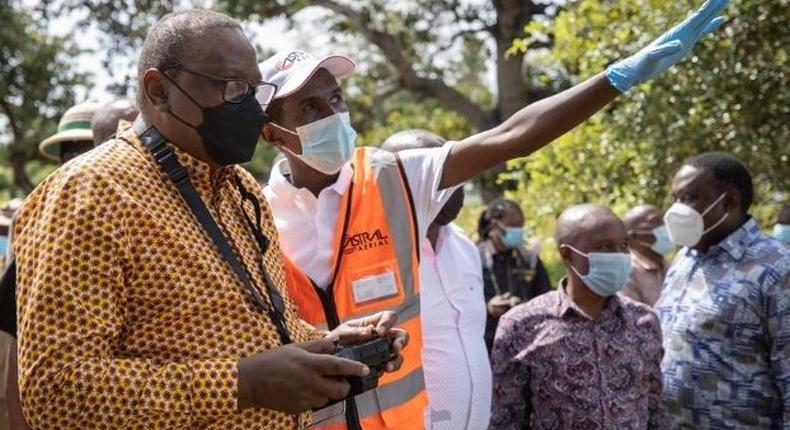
[773,204,790,246]
[37,101,101,164]
[477,199,551,352]
[90,99,139,144]
[622,204,673,306]
[0,209,12,271]
[382,130,491,430]
[0,207,13,429]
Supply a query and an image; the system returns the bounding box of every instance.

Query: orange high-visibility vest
[284,147,426,430]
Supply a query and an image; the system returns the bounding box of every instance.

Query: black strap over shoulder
[135,119,291,344]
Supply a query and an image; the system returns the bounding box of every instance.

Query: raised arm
[440,0,728,189]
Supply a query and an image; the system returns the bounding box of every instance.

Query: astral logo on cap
[260,50,356,100]
[278,51,312,71]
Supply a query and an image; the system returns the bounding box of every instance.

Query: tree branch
[433,26,494,54]
[523,34,554,51]
[308,0,496,130]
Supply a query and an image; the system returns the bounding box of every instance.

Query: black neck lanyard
[136,120,291,344]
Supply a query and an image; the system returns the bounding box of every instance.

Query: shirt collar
[171,142,234,190]
[268,157,353,198]
[683,217,760,261]
[556,277,622,320]
[126,118,234,191]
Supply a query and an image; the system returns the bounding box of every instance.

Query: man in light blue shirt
[656,152,790,429]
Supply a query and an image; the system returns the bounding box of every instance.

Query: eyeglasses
[164,65,278,109]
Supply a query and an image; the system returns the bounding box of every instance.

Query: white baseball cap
[259,50,356,101]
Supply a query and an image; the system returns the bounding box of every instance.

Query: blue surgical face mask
[567,245,632,297]
[272,112,357,174]
[635,224,675,255]
[644,224,674,256]
[773,224,790,245]
[502,227,524,249]
[0,236,6,256]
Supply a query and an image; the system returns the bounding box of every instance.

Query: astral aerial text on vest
[342,229,390,254]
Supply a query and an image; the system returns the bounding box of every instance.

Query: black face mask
[163,74,267,166]
[434,187,465,226]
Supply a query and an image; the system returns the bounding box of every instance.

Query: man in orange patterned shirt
[13,9,406,429]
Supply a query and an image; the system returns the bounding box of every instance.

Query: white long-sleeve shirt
[420,224,491,430]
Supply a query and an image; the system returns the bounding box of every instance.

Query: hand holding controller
[317,337,394,409]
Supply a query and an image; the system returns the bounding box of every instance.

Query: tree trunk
[10,150,34,194]
[491,0,536,123]
[291,0,550,202]
[309,0,496,131]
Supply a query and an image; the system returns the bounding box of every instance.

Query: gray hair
[136,9,242,107]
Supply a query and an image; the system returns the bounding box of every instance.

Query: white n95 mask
[663,192,729,248]
[273,112,357,175]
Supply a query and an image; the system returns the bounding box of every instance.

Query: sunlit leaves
[507,0,788,269]
[0,2,88,197]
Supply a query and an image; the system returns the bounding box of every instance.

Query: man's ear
[724,187,741,213]
[558,244,573,264]
[263,122,302,155]
[261,123,281,147]
[142,69,169,111]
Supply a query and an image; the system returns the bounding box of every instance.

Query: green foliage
[308,24,485,159]
[0,2,89,197]
[219,0,505,91]
[354,91,473,148]
[455,202,485,244]
[60,0,180,95]
[334,31,495,189]
[506,0,789,267]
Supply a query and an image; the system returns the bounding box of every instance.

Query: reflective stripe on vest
[313,367,425,426]
[374,150,417,299]
[283,147,427,429]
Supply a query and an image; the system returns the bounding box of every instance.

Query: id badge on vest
[351,270,398,304]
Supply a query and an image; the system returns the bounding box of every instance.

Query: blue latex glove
[606,0,728,93]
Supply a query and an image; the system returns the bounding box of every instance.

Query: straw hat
[39,101,100,160]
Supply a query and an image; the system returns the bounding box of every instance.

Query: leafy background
[1,0,787,282]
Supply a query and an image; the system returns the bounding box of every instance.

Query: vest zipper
[315,285,362,430]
